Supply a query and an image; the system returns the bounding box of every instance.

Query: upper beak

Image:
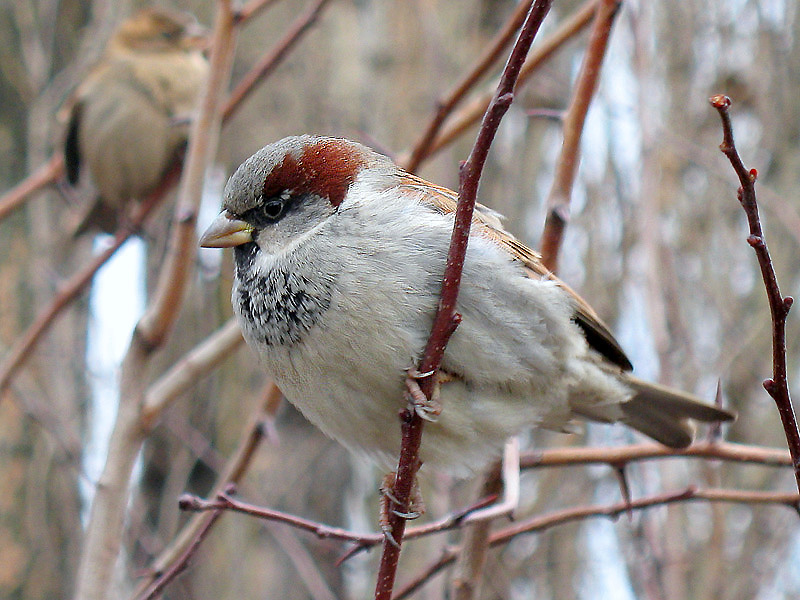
[199,211,254,248]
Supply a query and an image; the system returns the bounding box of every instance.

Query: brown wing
[396,171,633,371]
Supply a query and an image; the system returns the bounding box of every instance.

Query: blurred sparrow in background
[64,7,208,235]
[200,135,735,476]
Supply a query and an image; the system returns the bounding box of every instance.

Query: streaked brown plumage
[64,7,208,234]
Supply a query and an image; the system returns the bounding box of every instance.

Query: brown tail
[620,375,735,448]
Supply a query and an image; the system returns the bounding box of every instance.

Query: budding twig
[710,94,800,492]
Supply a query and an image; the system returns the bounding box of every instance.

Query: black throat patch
[234,244,333,346]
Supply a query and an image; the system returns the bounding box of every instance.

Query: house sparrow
[200,135,734,476]
[64,7,209,234]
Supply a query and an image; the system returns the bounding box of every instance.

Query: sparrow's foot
[379,472,425,546]
[405,367,448,422]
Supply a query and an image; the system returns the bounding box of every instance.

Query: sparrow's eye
[240,194,291,228]
[263,198,286,220]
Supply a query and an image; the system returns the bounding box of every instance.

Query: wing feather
[395,171,633,371]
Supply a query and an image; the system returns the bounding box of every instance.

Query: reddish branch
[374,3,553,599]
[395,486,800,599]
[540,0,620,272]
[710,94,800,491]
[180,481,800,600]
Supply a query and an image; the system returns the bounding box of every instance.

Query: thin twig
[134,506,224,600]
[394,487,800,599]
[181,489,379,544]
[374,3,553,599]
[0,163,180,393]
[131,382,280,599]
[0,153,64,223]
[402,0,535,173]
[710,94,800,491]
[540,0,620,271]
[520,440,793,469]
[419,0,598,163]
[223,0,331,121]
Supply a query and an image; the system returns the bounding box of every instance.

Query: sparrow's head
[200,135,384,255]
[112,7,207,54]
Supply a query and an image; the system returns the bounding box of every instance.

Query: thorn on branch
[612,464,633,521]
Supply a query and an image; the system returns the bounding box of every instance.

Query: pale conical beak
[199,211,254,248]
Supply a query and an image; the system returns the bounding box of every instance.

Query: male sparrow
[200,135,734,476]
[64,7,209,234]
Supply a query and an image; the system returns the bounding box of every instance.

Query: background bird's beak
[199,212,253,248]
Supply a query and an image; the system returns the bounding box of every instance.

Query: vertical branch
[72,4,239,599]
[710,94,800,491]
[540,0,620,272]
[373,2,553,599]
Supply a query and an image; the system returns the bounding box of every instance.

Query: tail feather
[620,375,735,448]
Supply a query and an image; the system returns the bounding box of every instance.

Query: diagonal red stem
[373,2,554,598]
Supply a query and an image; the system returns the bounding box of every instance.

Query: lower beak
[199,211,254,248]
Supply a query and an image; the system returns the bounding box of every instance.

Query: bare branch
[521,440,793,469]
[0,153,64,223]
[421,0,598,163]
[395,487,800,599]
[374,3,553,599]
[142,318,243,429]
[223,0,332,121]
[710,94,800,492]
[540,0,620,272]
[401,0,535,173]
